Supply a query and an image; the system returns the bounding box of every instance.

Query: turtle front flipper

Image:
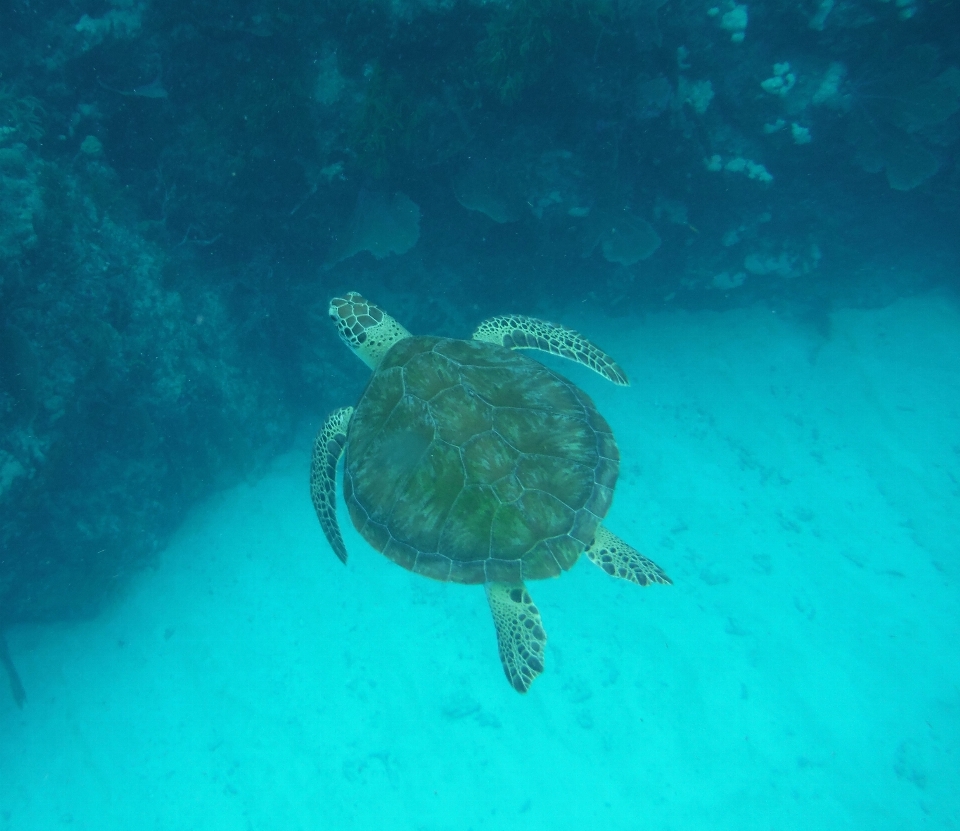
[485,582,547,693]
[586,525,671,586]
[310,406,354,564]
[472,314,628,386]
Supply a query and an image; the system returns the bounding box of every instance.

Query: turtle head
[329,292,412,370]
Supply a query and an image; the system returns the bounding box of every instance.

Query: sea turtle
[311,292,670,693]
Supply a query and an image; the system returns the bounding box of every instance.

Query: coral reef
[0,130,290,624]
[0,0,957,624]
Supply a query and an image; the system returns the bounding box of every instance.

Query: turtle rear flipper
[485,582,547,693]
[586,525,671,586]
[472,314,628,386]
[310,407,354,564]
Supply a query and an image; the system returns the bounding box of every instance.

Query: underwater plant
[476,0,599,104]
[843,46,960,190]
[0,82,44,143]
[349,63,420,178]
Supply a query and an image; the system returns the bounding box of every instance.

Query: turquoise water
[2,0,959,827]
[3,293,958,829]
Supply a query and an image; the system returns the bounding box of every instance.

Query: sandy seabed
[2,292,959,831]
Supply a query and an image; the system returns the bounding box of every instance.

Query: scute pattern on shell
[344,336,619,584]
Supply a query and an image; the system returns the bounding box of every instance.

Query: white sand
[2,293,958,830]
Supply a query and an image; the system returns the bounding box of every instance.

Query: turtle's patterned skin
[312,293,670,693]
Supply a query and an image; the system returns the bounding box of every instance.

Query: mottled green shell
[344,336,619,584]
